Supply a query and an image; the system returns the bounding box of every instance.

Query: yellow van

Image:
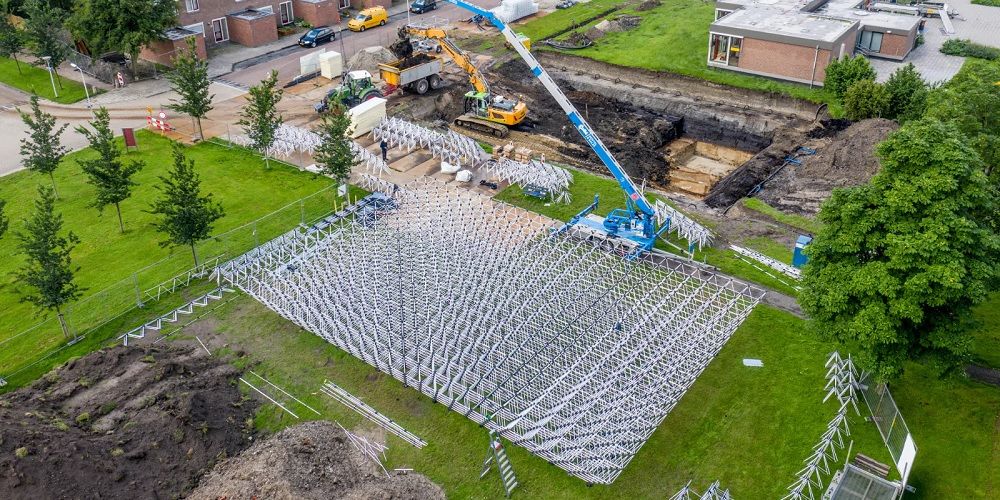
[347,6,388,32]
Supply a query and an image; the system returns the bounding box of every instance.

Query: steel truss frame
[220,179,761,484]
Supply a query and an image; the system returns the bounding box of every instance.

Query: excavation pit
[665,139,754,197]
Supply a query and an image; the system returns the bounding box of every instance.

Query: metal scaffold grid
[220,179,761,484]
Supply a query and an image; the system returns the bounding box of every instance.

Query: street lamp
[41,55,58,98]
[69,63,92,108]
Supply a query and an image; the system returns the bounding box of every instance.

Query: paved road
[222,4,473,87]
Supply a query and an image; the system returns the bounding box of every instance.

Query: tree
[883,63,928,123]
[843,79,889,121]
[925,59,1000,182]
[824,55,877,99]
[313,104,358,185]
[237,70,283,168]
[0,6,24,74]
[22,0,67,87]
[800,120,1000,380]
[15,185,83,339]
[66,0,176,77]
[149,143,224,266]
[75,107,144,233]
[166,37,213,141]
[0,198,8,239]
[19,94,69,196]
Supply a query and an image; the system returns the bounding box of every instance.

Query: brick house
[708,0,920,86]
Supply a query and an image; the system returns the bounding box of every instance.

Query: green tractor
[314,70,384,113]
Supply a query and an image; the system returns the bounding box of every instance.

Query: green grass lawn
[0,131,350,376]
[742,197,824,234]
[971,293,1000,368]
[494,168,802,296]
[0,57,91,104]
[190,296,897,498]
[516,0,839,109]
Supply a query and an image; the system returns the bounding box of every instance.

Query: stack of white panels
[319,51,343,79]
[347,97,387,138]
[491,0,539,23]
[299,49,326,75]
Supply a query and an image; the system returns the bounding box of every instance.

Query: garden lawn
[194,296,896,498]
[0,130,346,376]
[515,0,839,108]
[494,168,802,296]
[0,57,90,104]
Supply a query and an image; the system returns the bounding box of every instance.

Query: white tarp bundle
[319,51,343,79]
[491,0,539,23]
[348,97,387,138]
[300,49,326,75]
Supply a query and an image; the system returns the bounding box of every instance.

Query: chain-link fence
[0,184,350,381]
[858,373,915,475]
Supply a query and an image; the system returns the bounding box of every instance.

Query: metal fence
[857,372,916,489]
[0,184,351,381]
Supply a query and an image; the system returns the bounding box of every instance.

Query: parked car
[298,26,336,47]
[347,6,388,32]
[410,0,437,14]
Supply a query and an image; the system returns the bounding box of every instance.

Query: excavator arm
[396,26,491,95]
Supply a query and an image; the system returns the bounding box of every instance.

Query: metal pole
[71,63,92,107]
[133,273,144,308]
[42,56,58,98]
[300,200,305,224]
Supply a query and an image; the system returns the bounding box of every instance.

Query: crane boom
[443,0,655,220]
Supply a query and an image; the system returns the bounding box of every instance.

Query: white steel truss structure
[484,157,573,204]
[372,117,487,169]
[219,179,762,484]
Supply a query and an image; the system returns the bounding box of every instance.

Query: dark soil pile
[0,345,255,500]
[704,125,805,209]
[757,118,898,214]
[398,53,434,70]
[485,59,683,186]
[636,0,661,10]
[190,421,445,499]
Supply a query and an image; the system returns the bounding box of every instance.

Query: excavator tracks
[454,115,510,138]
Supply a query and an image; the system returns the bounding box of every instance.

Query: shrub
[75,412,90,424]
[940,39,1000,60]
[824,55,877,98]
[843,79,890,121]
[110,448,124,457]
[884,63,928,123]
[15,447,28,458]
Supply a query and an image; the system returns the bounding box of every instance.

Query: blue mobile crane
[442,0,671,253]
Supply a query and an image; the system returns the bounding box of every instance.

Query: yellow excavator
[391,25,528,137]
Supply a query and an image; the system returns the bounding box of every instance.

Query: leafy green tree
[0,7,25,74]
[22,0,67,87]
[925,59,999,182]
[843,79,890,121]
[824,55,877,99]
[75,107,145,233]
[66,0,177,76]
[0,198,8,239]
[883,63,928,123]
[166,37,213,141]
[15,185,84,339]
[313,104,357,185]
[149,144,224,266]
[801,120,1000,380]
[237,70,283,169]
[19,94,69,197]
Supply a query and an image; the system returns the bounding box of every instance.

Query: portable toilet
[792,235,812,268]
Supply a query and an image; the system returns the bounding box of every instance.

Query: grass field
[0,57,91,104]
[515,0,839,108]
[0,131,352,377]
[494,168,802,296]
[741,197,824,234]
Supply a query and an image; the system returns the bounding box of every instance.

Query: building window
[715,9,732,20]
[257,5,274,14]
[211,17,229,42]
[728,37,742,66]
[709,33,743,66]
[341,0,351,9]
[280,1,294,25]
[858,30,883,53]
[184,22,205,35]
[185,0,199,12]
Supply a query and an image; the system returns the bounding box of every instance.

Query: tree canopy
[883,63,928,124]
[149,143,225,266]
[0,6,24,73]
[843,79,889,121]
[75,107,145,233]
[0,198,8,239]
[21,0,68,76]
[67,0,177,74]
[15,185,83,339]
[800,120,1000,380]
[237,70,284,168]
[824,55,877,98]
[19,94,69,196]
[925,59,999,183]
[166,37,213,141]
[313,104,357,185]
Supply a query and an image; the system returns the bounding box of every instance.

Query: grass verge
[741,197,823,234]
[0,57,91,104]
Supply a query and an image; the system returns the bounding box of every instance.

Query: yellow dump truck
[378,54,446,95]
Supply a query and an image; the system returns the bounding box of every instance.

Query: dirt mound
[348,46,397,77]
[487,59,682,186]
[636,0,660,11]
[0,345,254,500]
[757,118,897,214]
[593,15,641,33]
[190,421,445,499]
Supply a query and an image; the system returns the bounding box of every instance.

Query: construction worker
[380,139,389,162]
